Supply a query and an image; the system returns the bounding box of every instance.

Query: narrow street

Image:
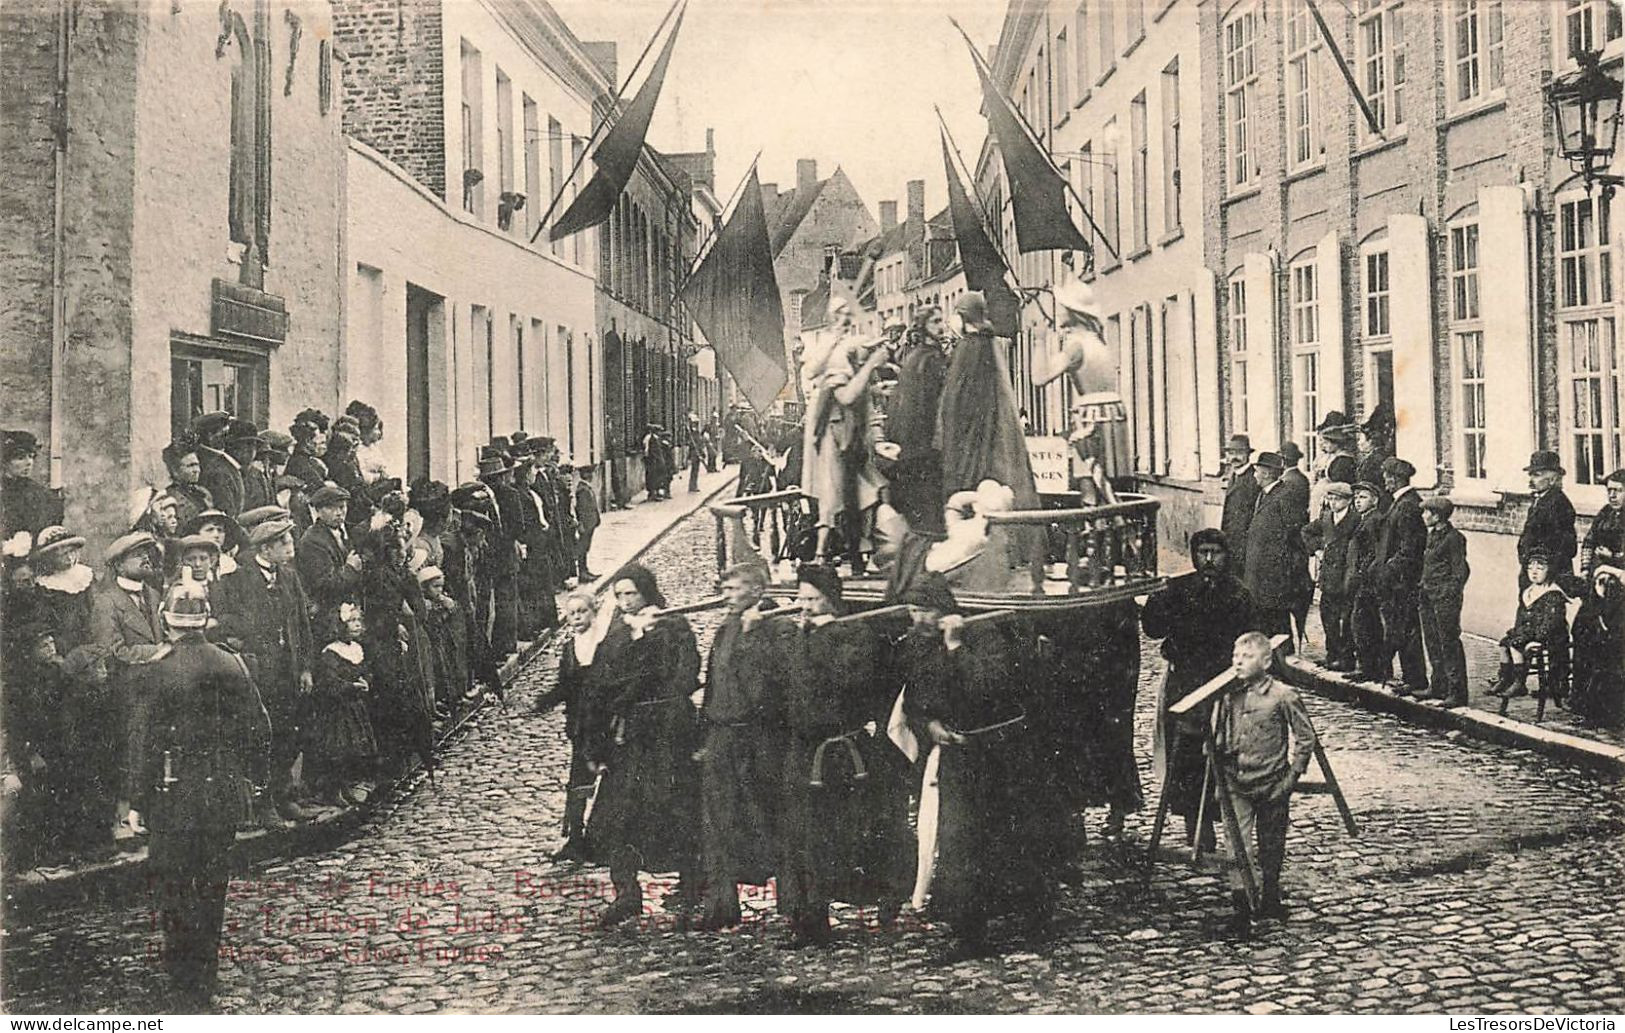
[5,504,1624,1015]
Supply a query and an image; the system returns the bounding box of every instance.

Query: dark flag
[678,168,788,415]
[953,20,1092,256]
[548,4,686,241]
[941,131,1021,339]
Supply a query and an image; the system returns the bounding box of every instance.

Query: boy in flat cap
[296,483,363,617]
[1419,496,1470,707]
[1301,482,1358,671]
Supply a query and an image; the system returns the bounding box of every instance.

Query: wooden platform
[764,572,1164,612]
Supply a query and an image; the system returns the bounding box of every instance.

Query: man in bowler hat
[1376,457,1428,695]
[1221,434,1261,572]
[1518,450,1578,592]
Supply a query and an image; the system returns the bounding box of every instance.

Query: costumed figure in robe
[1034,280,1128,506]
[936,292,1046,592]
[585,564,703,928]
[694,562,786,931]
[776,565,913,947]
[897,573,1061,958]
[800,293,890,570]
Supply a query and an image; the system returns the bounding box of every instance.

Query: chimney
[705,128,715,156]
[761,181,779,209]
[797,158,818,191]
[879,201,898,232]
[907,180,925,225]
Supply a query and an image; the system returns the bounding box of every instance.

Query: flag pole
[937,109,1059,333]
[659,149,765,325]
[528,0,686,245]
[1304,0,1385,140]
[949,15,1117,264]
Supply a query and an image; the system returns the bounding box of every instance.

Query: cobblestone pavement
[6,509,1625,1014]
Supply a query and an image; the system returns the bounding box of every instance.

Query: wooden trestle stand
[1143,634,1358,908]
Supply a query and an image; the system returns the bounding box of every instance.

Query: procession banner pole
[528,0,686,244]
[935,108,1061,332]
[658,149,766,324]
[947,16,1118,265]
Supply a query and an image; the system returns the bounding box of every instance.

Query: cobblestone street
[5,506,1624,1015]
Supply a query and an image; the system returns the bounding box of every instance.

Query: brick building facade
[0,0,345,549]
[978,0,1624,636]
[335,0,603,485]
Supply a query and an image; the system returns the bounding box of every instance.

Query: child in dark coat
[308,603,380,807]
[1419,496,1471,706]
[1489,548,1571,700]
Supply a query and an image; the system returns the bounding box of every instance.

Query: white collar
[324,639,364,664]
[37,564,94,595]
[1393,485,1416,501]
[256,557,278,577]
[1261,479,1280,494]
[116,576,147,593]
[218,553,238,576]
[1522,582,1566,608]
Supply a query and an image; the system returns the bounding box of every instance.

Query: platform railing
[981,493,1160,595]
[710,488,1160,598]
[707,488,807,575]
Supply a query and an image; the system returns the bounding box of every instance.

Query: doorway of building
[405,284,442,483]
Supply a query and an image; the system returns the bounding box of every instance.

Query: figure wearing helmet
[136,571,271,1011]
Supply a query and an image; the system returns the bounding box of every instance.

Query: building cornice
[990,0,1043,92]
[481,0,614,104]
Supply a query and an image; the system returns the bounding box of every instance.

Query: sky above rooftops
[550,0,1002,221]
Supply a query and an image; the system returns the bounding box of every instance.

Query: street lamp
[1547,48,1624,196]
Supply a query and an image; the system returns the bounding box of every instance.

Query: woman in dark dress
[900,573,1061,957]
[775,566,913,947]
[307,604,380,806]
[585,564,702,928]
[1571,565,1624,729]
[357,527,435,776]
[28,526,112,856]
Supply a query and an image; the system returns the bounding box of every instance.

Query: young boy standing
[1419,497,1471,707]
[1214,632,1317,939]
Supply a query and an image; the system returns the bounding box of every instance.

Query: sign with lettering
[1027,436,1072,494]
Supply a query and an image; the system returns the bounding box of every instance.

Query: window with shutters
[1130,92,1149,253]
[1557,192,1623,487]
[1073,2,1092,100]
[1449,223,1488,481]
[1224,7,1259,189]
[1228,276,1249,437]
[1285,2,1325,172]
[1291,259,1322,465]
[1056,30,1070,113]
[1450,0,1504,109]
[460,40,483,217]
[1360,246,1396,452]
[1161,61,1182,234]
[1102,119,1121,266]
[1355,0,1405,140]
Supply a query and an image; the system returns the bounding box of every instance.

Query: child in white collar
[1489,549,1572,699]
[309,603,380,807]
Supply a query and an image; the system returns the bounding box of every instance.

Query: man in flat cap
[1220,434,1261,572]
[1141,529,1257,849]
[2,429,62,541]
[1518,450,1578,593]
[296,483,363,619]
[1375,456,1428,695]
[1301,481,1359,671]
[92,531,168,842]
[213,518,315,823]
[1242,452,1311,647]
